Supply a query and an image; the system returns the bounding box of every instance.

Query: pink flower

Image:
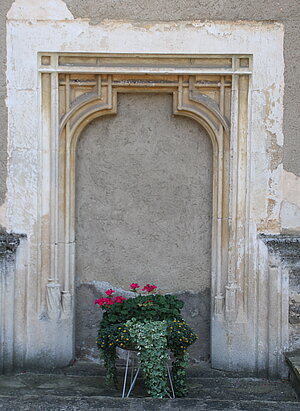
[114,296,126,303]
[130,283,140,291]
[105,289,115,297]
[142,284,157,293]
[94,297,115,306]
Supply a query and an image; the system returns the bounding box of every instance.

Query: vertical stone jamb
[0,234,21,373]
[40,72,52,312]
[226,73,249,321]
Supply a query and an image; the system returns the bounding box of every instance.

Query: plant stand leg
[122,350,130,398]
[126,366,140,398]
[166,364,175,399]
[122,350,140,398]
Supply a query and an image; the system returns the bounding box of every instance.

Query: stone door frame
[39,52,251,365]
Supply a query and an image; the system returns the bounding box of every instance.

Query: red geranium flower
[105,289,115,297]
[95,297,115,306]
[142,284,157,293]
[114,296,126,303]
[130,283,140,291]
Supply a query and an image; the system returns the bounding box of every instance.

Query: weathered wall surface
[0,0,299,209]
[75,94,212,361]
[54,0,300,177]
[0,0,14,214]
[2,0,299,374]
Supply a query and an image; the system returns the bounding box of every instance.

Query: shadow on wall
[75,282,210,363]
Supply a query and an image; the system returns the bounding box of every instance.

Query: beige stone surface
[7,0,73,20]
[281,170,300,232]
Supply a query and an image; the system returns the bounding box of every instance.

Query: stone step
[0,361,299,410]
[0,395,300,411]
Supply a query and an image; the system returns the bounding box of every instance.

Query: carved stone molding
[38,54,252,327]
[261,234,300,351]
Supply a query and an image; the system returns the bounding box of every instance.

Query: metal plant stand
[121,350,175,398]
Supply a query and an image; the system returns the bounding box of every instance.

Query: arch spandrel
[59,73,230,152]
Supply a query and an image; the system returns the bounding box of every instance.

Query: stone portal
[4,2,289,376]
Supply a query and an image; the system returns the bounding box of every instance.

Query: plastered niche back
[6,3,285,374]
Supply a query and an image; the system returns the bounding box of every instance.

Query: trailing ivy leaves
[126,319,169,398]
[171,350,189,397]
[96,290,197,397]
[101,347,118,387]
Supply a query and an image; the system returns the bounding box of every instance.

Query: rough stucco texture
[75,94,212,292]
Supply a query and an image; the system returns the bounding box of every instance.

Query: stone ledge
[285,351,300,399]
[260,234,300,262]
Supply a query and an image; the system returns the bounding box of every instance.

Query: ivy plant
[126,319,169,398]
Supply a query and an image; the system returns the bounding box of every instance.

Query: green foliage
[99,346,118,387]
[96,292,197,397]
[97,323,134,351]
[167,319,197,351]
[171,350,189,397]
[126,319,169,398]
[100,294,183,328]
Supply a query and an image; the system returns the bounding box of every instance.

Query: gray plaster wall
[76,94,212,292]
[75,94,212,361]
